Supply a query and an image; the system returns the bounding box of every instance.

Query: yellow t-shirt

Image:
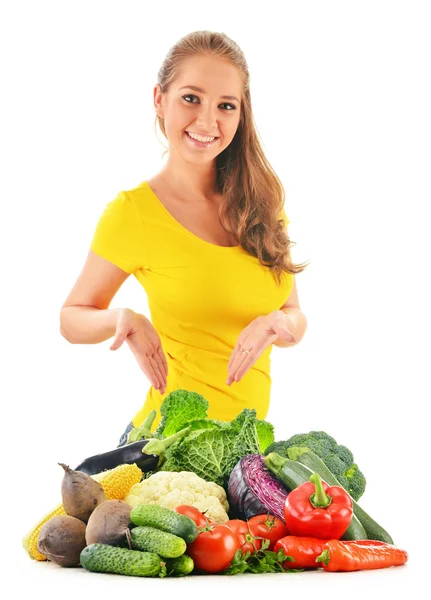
[90,180,294,429]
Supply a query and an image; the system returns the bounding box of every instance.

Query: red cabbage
[227,454,289,521]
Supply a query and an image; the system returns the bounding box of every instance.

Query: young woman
[60,31,309,446]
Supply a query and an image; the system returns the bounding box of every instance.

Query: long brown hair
[154,30,310,285]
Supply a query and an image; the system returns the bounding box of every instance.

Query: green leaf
[222,413,261,476]
[255,419,275,453]
[229,408,257,432]
[221,550,250,575]
[182,419,221,432]
[155,390,209,437]
[221,545,301,575]
[160,428,237,487]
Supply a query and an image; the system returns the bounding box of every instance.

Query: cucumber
[130,504,198,543]
[130,525,186,558]
[80,543,162,577]
[165,554,194,576]
[288,449,394,544]
[264,452,367,541]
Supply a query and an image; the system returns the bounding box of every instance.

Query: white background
[2,1,429,597]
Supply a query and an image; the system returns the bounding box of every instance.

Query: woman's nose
[195,106,218,132]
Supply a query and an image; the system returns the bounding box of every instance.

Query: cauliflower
[190,496,229,524]
[124,471,229,524]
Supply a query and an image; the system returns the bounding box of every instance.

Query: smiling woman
[62,30,309,436]
[152,33,309,282]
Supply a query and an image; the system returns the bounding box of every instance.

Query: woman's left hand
[226,310,296,385]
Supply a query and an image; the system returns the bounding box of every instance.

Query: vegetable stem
[141,409,157,431]
[143,426,191,464]
[287,446,311,461]
[127,410,157,443]
[309,473,332,508]
[264,452,287,472]
[316,549,330,565]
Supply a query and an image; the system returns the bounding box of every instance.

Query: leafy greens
[150,389,275,488]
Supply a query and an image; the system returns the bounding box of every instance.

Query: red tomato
[174,505,211,528]
[224,519,262,555]
[187,524,241,573]
[247,514,289,550]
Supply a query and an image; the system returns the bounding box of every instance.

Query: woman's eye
[182,94,236,111]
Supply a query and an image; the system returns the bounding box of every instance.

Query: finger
[229,334,276,383]
[144,337,167,389]
[227,347,250,383]
[232,352,255,381]
[136,354,163,390]
[155,358,167,392]
[231,341,253,371]
[228,343,241,371]
[110,312,129,350]
[110,333,125,351]
[148,356,166,392]
[228,325,253,370]
[157,345,168,379]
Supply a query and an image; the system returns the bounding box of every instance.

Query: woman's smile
[184,130,219,148]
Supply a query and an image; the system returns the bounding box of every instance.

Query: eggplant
[74,426,191,476]
[75,440,159,475]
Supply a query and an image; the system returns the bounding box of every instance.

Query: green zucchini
[80,543,162,577]
[130,525,186,558]
[165,554,194,576]
[263,452,367,541]
[287,448,394,544]
[130,504,198,543]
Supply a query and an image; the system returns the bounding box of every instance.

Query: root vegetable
[59,463,106,523]
[37,515,86,567]
[85,500,132,547]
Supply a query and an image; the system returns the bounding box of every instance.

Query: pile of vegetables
[22,388,409,575]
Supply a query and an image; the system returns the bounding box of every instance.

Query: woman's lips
[185,131,219,148]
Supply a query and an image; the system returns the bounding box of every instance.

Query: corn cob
[22,463,143,561]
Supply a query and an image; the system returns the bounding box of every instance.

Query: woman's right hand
[110,308,168,394]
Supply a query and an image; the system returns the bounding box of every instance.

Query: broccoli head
[264,430,366,501]
[343,463,366,500]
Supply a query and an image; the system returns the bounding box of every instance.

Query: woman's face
[154,55,243,163]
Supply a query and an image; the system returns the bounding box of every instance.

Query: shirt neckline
[144,181,242,251]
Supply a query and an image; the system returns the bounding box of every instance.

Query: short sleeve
[90,190,146,274]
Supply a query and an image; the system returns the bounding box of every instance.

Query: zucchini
[165,554,194,576]
[287,448,394,544]
[130,504,198,543]
[263,452,367,541]
[130,525,186,558]
[80,543,162,577]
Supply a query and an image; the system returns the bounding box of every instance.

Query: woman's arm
[60,249,130,344]
[60,305,123,344]
[272,278,307,348]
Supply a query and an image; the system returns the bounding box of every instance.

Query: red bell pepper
[284,472,353,539]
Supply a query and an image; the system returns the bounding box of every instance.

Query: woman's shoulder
[123,179,151,198]
[121,179,155,214]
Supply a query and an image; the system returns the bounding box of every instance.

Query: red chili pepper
[274,536,328,569]
[284,472,353,539]
[316,539,408,571]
